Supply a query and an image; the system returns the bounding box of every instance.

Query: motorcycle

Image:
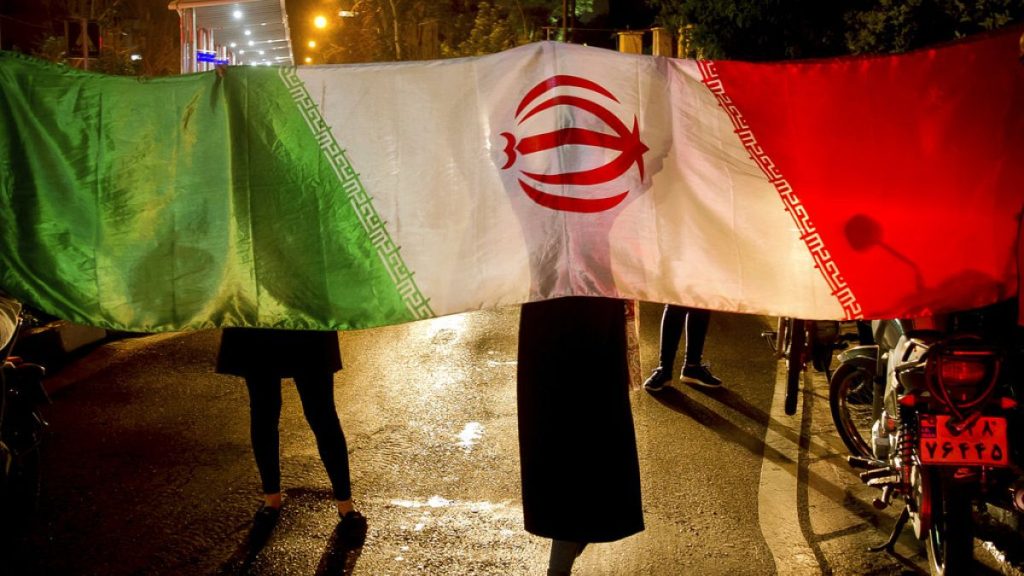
[0,312,49,539]
[829,305,1024,575]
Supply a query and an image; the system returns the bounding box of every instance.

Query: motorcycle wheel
[926,474,974,576]
[827,363,874,458]
[784,319,806,416]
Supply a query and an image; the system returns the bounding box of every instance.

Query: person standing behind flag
[517,296,644,575]
[215,328,367,546]
[642,304,721,392]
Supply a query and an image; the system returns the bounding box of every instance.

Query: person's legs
[658,304,686,368]
[245,375,284,509]
[293,373,353,506]
[547,539,587,576]
[682,308,710,365]
[643,304,685,391]
[294,372,367,546]
[680,309,722,388]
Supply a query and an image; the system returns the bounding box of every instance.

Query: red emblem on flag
[500,75,648,213]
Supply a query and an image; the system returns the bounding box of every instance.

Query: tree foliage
[20,0,180,75]
[646,0,1024,59]
[647,0,858,60]
[845,0,1024,54]
[316,0,567,63]
[444,0,564,57]
[316,0,450,63]
[447,2,519,56]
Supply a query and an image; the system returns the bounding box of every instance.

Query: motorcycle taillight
[925,338,1001,411]
[940,352,992,387]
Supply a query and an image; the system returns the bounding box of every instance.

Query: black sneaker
[681,364,722,388]
[337,511,368,548]
[251,505,280,533]
[643,367,673,392]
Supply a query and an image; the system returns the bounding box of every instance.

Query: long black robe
[516,296,644,542]
[215,328,342,378]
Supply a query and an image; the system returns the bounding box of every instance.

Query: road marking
[758,363,820,574]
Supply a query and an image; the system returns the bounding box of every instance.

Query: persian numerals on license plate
[918,414,1009,467]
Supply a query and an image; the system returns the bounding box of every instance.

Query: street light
[308,40,316,48]
[314,15,328,29]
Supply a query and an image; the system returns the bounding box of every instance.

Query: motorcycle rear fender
[836,344,879,371]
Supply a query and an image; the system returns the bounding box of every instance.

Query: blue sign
[196,50,228,65]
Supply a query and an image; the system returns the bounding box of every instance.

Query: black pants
[245,373,352,501]
[658,304,710,369]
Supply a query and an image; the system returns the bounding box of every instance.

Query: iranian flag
[0,27,1021,332]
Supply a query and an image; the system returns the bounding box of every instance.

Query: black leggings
[658,304,710,369]
[245,373,352,501]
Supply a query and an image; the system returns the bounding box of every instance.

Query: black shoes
[681,364,722,388]
[337,511,368,548]
[248,505,367,550]
[643,367,673,392]
[644,364,723,391]
[252,505,280,532]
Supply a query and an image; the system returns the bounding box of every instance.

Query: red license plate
[919,414,1010,467]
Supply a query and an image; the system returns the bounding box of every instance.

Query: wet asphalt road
[2,303,1020,575]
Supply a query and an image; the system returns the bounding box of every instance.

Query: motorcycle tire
[784,319,806,416]
[827,363,874,458]
[926,474,974,576]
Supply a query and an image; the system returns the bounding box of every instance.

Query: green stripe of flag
[0,52,428,331]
